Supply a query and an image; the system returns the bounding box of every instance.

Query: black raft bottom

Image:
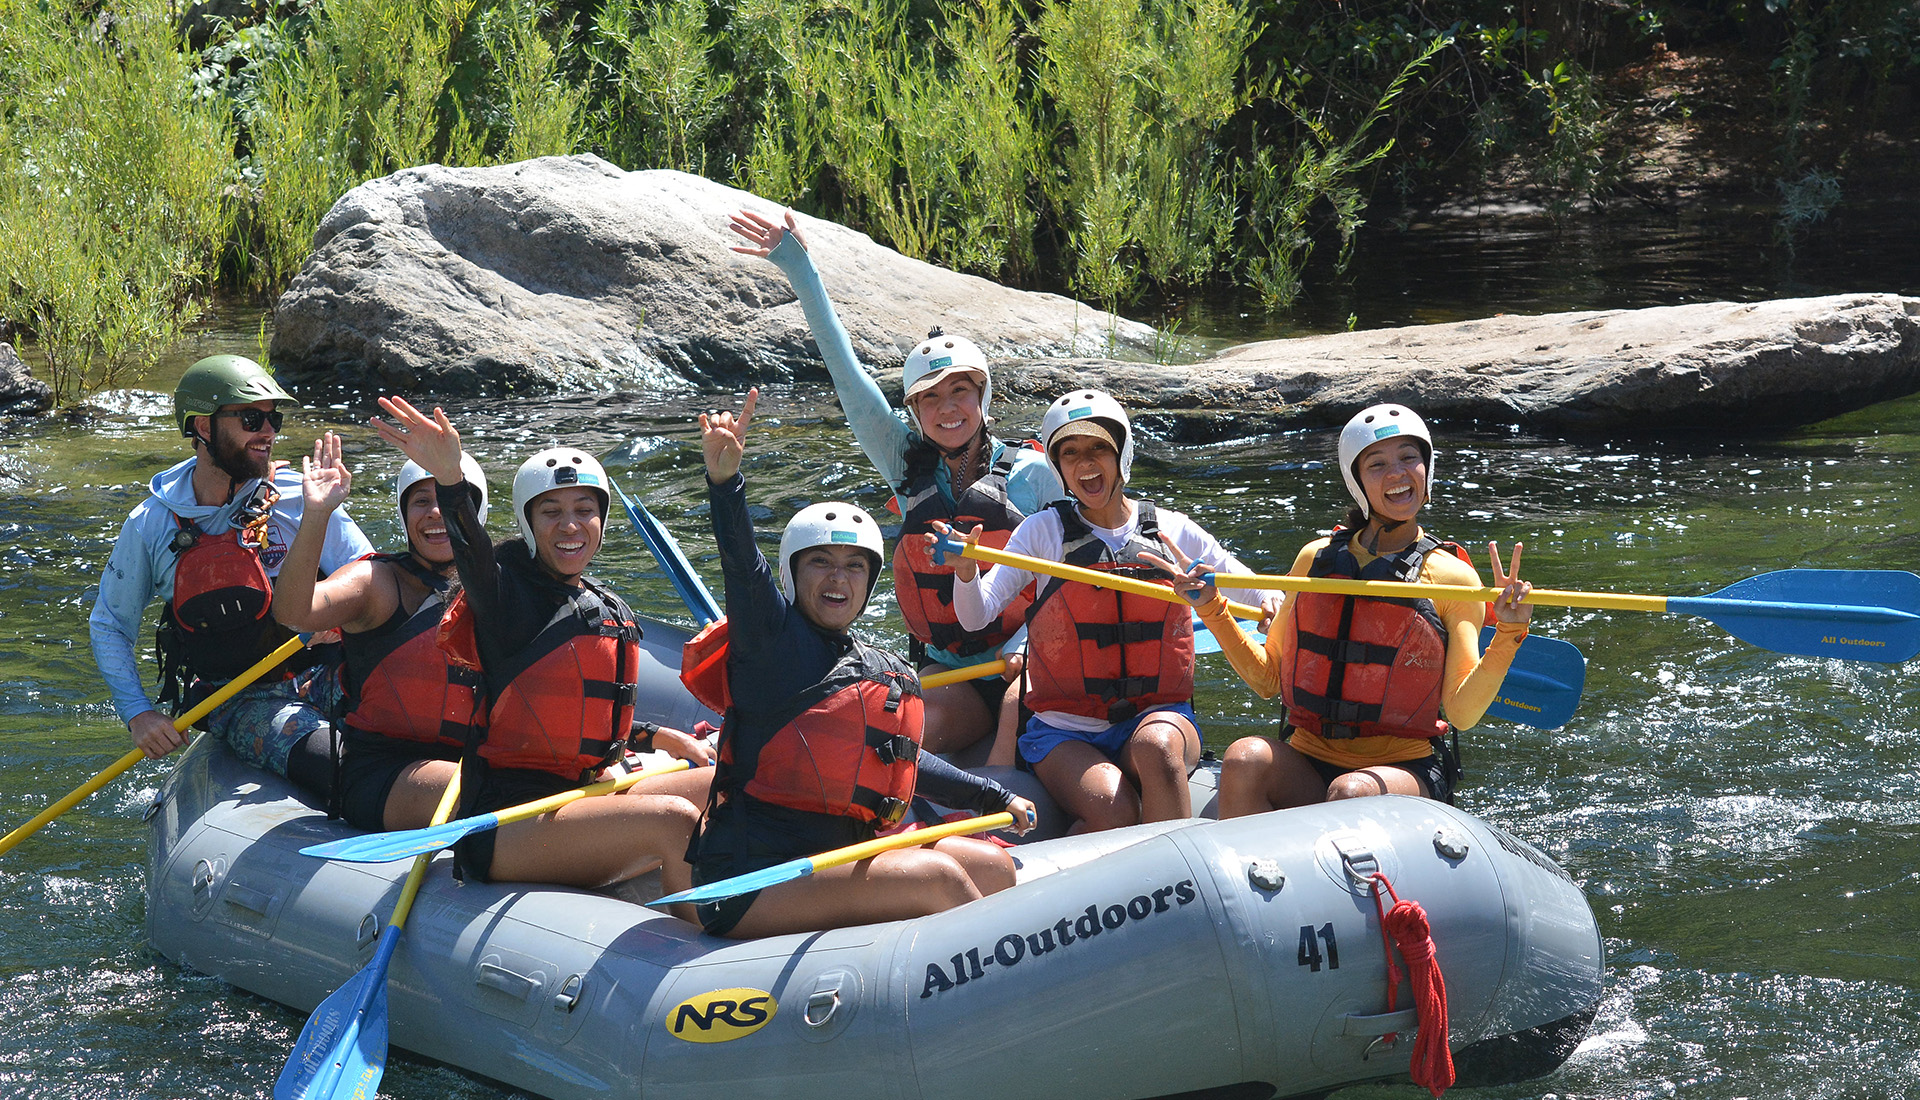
[1139,1001,1601,1100]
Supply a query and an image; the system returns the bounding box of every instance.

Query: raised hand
[728,208,805,259]
[1138,534,1216,606]
[371,396,463,484]
[1488,541,1534,625]
[301,431,352,515]
[701,388,759,484]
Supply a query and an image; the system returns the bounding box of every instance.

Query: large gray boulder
[0,342,53,417]
[1000,294,1920,436]
[271,155,1150,396]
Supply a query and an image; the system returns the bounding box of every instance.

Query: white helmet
[1338,403,1435,517]
[511,447,610,552]
[777,501,885,603]
[902,329,991,432]
[396,452,489,530]
[1041,389,1135,486]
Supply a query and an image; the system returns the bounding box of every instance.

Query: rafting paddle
[648,811,1016,907]
[299,759,695,865]
[1194,566,1920,664]
[613,480,721,626]
[276,771,463,1100]
[0,634,308,858]
[929,534,1587,729]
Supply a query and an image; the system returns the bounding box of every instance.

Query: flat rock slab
[1001,294,1920,437]
[271,155,1149,396]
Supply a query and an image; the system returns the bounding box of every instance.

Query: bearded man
[88,355,372,788]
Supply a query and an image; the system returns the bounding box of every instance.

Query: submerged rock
[0,343,53,417]
[271,155,1149,396]
[1000,294,1920,436]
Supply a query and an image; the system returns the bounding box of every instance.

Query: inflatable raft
[145,620,1604,1099]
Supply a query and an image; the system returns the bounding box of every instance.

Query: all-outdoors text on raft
[921,879,1197,998]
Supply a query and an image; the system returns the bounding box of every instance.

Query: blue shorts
[1019,702,1200,767]
[205,666,337,777]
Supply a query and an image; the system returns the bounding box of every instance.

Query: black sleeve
[707,472,788,658]
[439,480,551,672]
[913,748,1017,815]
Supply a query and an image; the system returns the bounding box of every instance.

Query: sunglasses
[215,407,285,433]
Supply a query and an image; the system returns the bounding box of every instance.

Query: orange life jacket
[720,640,923,827]
[1280,529,1464,741]
[891,443,1036,659]
[439,579,641,780]
[681,617,731,713]
[340,555,483,749]
[156,502,300,709]
[1022,501,1195,723]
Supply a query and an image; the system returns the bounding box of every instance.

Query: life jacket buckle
[877,797,908,827]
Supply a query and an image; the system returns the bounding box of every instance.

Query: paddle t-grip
[930,531,967,566]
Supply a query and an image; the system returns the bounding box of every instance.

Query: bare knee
[891,849,980,912]
[1324,771,1389,801]
[1223,736,1275,770]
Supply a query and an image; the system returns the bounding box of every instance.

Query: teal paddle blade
[614,481,721,625]
[650,854,816,907]
[276,925,397,1099]
[301,813,499,864]
[1480,628,1585,729]
[1193,617,1264,655]
[1667,569,1920,663]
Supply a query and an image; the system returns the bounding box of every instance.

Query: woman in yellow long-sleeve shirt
[1146,404,1533,817]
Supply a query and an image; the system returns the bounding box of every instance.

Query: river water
[2,207,1918,1098]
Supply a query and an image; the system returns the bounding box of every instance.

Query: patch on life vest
[1372,424,1403,440]
[667,987,778,1043]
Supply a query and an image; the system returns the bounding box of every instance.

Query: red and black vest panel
[340,556,482,750]
[1279,529,1463,741]
[1023,501,1195,723]
[891,444,1035,659]
[724,642,923,828]
[158,512,298,691]
[447,581,642,781]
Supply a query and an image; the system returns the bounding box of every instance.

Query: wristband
[630,720,661,751]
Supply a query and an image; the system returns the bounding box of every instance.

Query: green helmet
[174,355,298,438]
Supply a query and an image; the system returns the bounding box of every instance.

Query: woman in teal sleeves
[729,209,1064,761]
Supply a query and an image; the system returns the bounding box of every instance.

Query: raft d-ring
[1362,1034,1401,1060]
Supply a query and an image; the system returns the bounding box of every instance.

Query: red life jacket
[1023,501,1195,723]
[157,502,300,708]
[340,555,483,750]
[1279,529,1465,741]
[721,641,923,827]
[439,579,641,781]
[890,442,1037,659]
[681,617,731,713]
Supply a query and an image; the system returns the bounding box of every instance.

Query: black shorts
[689,855,771,937]
[335,730,460,831]
[1298,736,1458,805]
[451,764,576,883]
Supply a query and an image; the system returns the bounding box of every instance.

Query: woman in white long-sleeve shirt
[941,390,1267,831]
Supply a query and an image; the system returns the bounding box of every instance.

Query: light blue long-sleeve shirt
[764,236,1064,670]
[88,456,374,724]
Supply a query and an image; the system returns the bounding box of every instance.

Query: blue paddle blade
[1193,617,1264,655]
[1480,628,1586,729]
[650,854,816,907]
[614,480,721,626]
[1671,568,1920,663]
[301,813,497,864]
[277,926,398,1099]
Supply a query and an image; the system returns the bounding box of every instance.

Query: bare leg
[380,758,460,831]
[1034,739,1140,833]
[934,835,1016,895]
[919,671,993,755]
[1219,736,1329,818]
[636,765,716,805]
[1326,766,1427,800]
[487,789,701,894]
[1118,712,1201,823]
[725,847,980,939]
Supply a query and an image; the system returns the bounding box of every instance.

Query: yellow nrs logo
[667,987,778,1043]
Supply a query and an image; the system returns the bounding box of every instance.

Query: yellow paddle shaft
[921,660,1008,689]
[389,770,463,929]
[489,758,694,830]
[1208,572,1668,613]
[810,811,1015,874]
[0,634,308,857]
[956,541,1266,621]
